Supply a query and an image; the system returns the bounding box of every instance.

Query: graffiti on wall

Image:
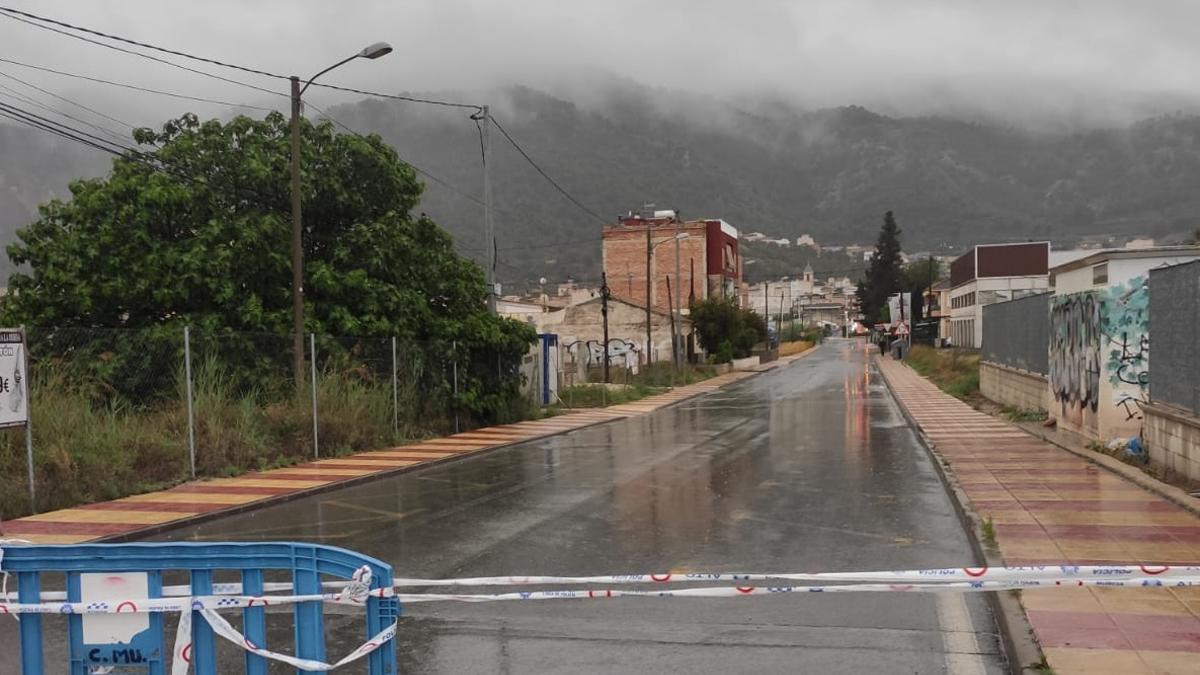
[564,339,641,366]
[1050,275,1152,427]
[1103,275,1150,421]
[1049,292,1102,418]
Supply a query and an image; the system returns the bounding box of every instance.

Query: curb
[874,356,1044,675]
[97,343,824,542]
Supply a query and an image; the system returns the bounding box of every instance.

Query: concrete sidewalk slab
[877,356,1200,675]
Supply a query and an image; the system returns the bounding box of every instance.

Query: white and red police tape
[5,557,1200,672]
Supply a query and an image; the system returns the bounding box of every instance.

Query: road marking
[936,587,986,675]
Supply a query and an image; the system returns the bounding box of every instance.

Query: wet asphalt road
[3,340,1005,673]
[154,339,1006,674]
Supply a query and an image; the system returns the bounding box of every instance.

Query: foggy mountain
[3,78,1200,285]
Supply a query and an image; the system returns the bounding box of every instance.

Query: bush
[691,298,767,362]
[907,345,980,400]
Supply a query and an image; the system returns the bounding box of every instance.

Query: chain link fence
[0,327,527,519]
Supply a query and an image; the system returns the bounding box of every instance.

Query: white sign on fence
[0,329,29,428]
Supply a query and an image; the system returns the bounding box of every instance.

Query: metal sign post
[0,328,33,509]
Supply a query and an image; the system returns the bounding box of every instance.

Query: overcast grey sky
[3,0,1199,127]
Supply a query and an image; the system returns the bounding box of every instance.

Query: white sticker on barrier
[81,572,151,645]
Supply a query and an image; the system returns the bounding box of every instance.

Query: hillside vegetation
[4,77,1200,285]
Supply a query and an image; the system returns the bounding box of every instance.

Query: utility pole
[290,75,304,385]
[667,275,677,368]
[601,272,611,384]
[674,216,682,368]
[778,291,785,341]
[645,220,653,365]
[688,258,696,307]
[480,105,497,314]
[288,42,392,386]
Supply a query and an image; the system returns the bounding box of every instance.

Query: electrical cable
[0,82,129,145]
[0,8,284,97]
[0,66,133,130]
[0,57,276,112]
[489,115,608,225]
[0,98,131,154]
[0,5,479,110]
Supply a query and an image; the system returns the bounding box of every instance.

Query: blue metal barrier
[1,542,399,674]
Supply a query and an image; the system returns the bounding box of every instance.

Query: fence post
[20,325,34,512]
[391,336,399,439]
[184,325,196,480]
[452,341,459,434]
[310,333,319,458]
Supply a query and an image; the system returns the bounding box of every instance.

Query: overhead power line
[0,66,134,130]
[489,116,608,225]
[0,8,283,97]
[0,5,478,110]
[0,81,128,145]
[0,57,276,112]
[0,99,130,155]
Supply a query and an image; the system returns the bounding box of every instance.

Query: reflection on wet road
[155,339,1004,673]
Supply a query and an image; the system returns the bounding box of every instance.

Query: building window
[1093,263,1108,285]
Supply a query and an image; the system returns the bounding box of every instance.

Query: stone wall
[980,361,1048,413]
[1143,402,1200,482]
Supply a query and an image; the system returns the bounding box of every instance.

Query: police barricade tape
[3,564,1197,602]
[5,575,1200,614]
[171,605,396,675]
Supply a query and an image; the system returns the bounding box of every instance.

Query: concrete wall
[537,298,685,364]
[981,361,1049,412]
[1143,403,1200,481]
[1051,263,1156,441]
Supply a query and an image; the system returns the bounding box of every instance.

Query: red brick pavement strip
[0,348,816,546]
[877,356,1200,674]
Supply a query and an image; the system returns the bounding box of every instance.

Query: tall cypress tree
[855,211,904,323]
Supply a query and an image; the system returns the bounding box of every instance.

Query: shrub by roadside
[779,340,815,357]
[905,346,981,401]
[0,359,421,520]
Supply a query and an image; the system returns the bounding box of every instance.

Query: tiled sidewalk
[1,351,812,546]
[877,357,1200,674]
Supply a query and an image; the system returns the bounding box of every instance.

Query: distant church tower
[802,261,814,283]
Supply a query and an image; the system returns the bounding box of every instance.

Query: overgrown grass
[981,515,997,548]
[0,358,432,520]
[905,346,981,400]
[1002,405,1049,423]
[779,340,815,357]
[563,363,719,409]
[556,383,665,408]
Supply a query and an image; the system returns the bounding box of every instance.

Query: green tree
[4,113,534,420]
[690,297,766,362]
[855,211,904,323]
[902,258,944,321]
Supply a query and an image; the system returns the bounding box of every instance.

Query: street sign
[895,321,910,336]
[0,329,29,429]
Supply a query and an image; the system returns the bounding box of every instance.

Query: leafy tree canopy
[4,112,532,351]
[690,297,767,362]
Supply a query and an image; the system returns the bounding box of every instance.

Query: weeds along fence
[0,326,529,520]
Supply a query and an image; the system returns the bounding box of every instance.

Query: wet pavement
[5,340,1006,673]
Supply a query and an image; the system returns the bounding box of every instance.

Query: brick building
[601,211,743,314]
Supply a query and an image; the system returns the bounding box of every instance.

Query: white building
[949,242,1051,348]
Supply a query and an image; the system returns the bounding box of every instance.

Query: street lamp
[289,42,392,384]
[646,231,689,365]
